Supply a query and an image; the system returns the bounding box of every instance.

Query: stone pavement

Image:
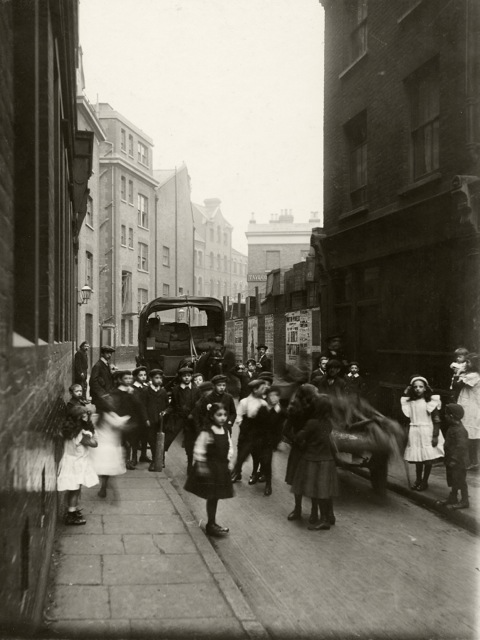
[350,454,480,535]
[45,465,269,639]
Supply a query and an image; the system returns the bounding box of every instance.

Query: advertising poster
[285,309,317,367]
[234,319,244,362]
[225,320,235,352]
[247,316,258,360]
[264,314,274,370]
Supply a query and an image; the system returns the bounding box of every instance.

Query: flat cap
[149,368,164,377]
[256,344,268,350]
[178,366,193,374]
[101,345,116,353]
[132,366,147,377]
[211,374,228,384]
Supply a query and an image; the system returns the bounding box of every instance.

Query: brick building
[192,198,247,305]
[319,0,480,411]
[0,0,93,628]
[245,210,322,297]
[76,52,106,365]
[153,164,195,307]
[96,104,159,361]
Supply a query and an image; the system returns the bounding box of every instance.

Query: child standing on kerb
[184,403,234,537]
[401,375,444,491]
[57,406,99,525]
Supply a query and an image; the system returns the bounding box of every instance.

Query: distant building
[153,164,195,309]
[192,198,247,306]
[245,210,323,297]
[319,0,480,408]
[96,103,158,359]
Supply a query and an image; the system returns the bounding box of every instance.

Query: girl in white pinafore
[457,353,480,469]
[402,375,444,491]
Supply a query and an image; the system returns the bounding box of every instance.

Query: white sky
[79,0,324,253]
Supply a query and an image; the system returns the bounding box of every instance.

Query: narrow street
[165,438,479,639]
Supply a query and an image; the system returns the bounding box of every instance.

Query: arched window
[210,252,214,268]
[223,256,227,272]
[217,253,221,270]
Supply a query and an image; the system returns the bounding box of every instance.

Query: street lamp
[78,284,93,306]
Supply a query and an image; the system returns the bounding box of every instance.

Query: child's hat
[113,369,132,381]
[198,381,214,392]
[178,366,193,374]
[445,403,464,420]
[132,366,147,377]
[149,368,164,377]
[192,372,204,380]
[410,375,429,385]
[211,374,227,384]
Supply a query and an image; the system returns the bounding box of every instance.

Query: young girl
[184,403,234,537]
[456,353,480,470]
[57,406,99,525]
[291,394,338,530]
[401,375,444,491]
[284,383,320,521]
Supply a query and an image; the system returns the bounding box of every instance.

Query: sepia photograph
[0,0,478,638]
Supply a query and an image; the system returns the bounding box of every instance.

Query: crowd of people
[58,336,479,533]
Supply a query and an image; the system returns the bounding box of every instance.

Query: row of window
[208,225,229,245]
[344,56,439,208]
[120,128,149,167]
[194,249,247,274]
[194,276,246,298]
[120,177,149,227]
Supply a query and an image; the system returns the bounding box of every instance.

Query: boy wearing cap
[441,403,469,509]
[143,369,169,472]
[345,362,366,399]
[90,346,116,410]
[192,372,205,388]
[165,367,200,468]
[132,366,150,463]
[198,375,236,434]
[256,345,272,374]
[315,360,347,398]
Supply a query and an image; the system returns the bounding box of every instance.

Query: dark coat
[90,359,115,407]
[295,418,334,461]
[74,350,88,386]
[142,385,169,427]
[256,405,286,450]
[257,353,272,373]
[66,397,89,417]
[315,375,347,398]
[444,421,469,468]
[170,384,200,420]
[230,370,251,399]
[345,374,367,397]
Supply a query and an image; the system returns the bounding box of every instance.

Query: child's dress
[57,430,99,491]
[402,396,445,462]
[89,412,128,476]
[184,426,234,500]
[457,372,480,440]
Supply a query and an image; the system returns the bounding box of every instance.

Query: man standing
[256,345,272,374]
[74,341,90,399]
[90,346,116,410]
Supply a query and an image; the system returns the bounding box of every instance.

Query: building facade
[0,0,93,628]
[246,210,322,297]
[319,0,480,412]
[192,198,247,305]
[97,104,158,361]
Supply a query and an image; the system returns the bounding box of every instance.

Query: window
[128,180,133,205]
[359,266,379,300]
[179,287,184,295]
[137,194,148,228]
[197,251,203,267]
[266,250,280,270]
[233,261,237,274]
[209,227,214,242]
[217,226,221,243]
[163,283,170,296]
[121,318,126,345]
[121,128,126,152]
[128,227,134,248]
[224,256,227,272]
[138,287,148,312]
[198,277,202,295]
[210,252,214,268]
[334,272,353,304]
[86,196,93,228]
[345,111,367,208]
[120,175,126,201]
[121,271,132,313]
[407,59,439,180]
[121,224,127,246]
[348,0,367,64]
[128,134,134,157]
[85,252,93,288]
[217,254,221,270]
[162,245,170,267]
[128,318,134,345]
[217,281,221,297]
[210,279,214,296]
[223,231,228,245]
[138,242,149,271]
[138,141,148,166]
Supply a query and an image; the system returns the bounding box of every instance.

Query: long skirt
[291,458,338,499]
[285,444,303,485]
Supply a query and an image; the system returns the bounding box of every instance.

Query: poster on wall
[247,316,258,361]
[225,320,235,351]
[285,309,320,367]
[234,319,244,362]
[264,314,274,370]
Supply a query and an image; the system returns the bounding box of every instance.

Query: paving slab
[55,555,102,585]
[128,617,245,638]
[50,619,130,637]
[52,585,110,620]
[59,534,124,555]
[59,514,103,535]
[109,583,232,619]
[122,533,196,555]
[83,499,174,516]
[103,513,185,534]
[102,554,214,585]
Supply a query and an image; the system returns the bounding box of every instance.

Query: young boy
[108,370,144,470]
[192,372,205,388]
[66,383,89,416]
[345,361,366,399]
[310,356,329,385]
[255,385,286,496]
[450,347,469,394]
[441,403,469,509]
[132,366,150,463]
[143,369,169,472]
[165,367,199,470]
[197,375,236,434]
